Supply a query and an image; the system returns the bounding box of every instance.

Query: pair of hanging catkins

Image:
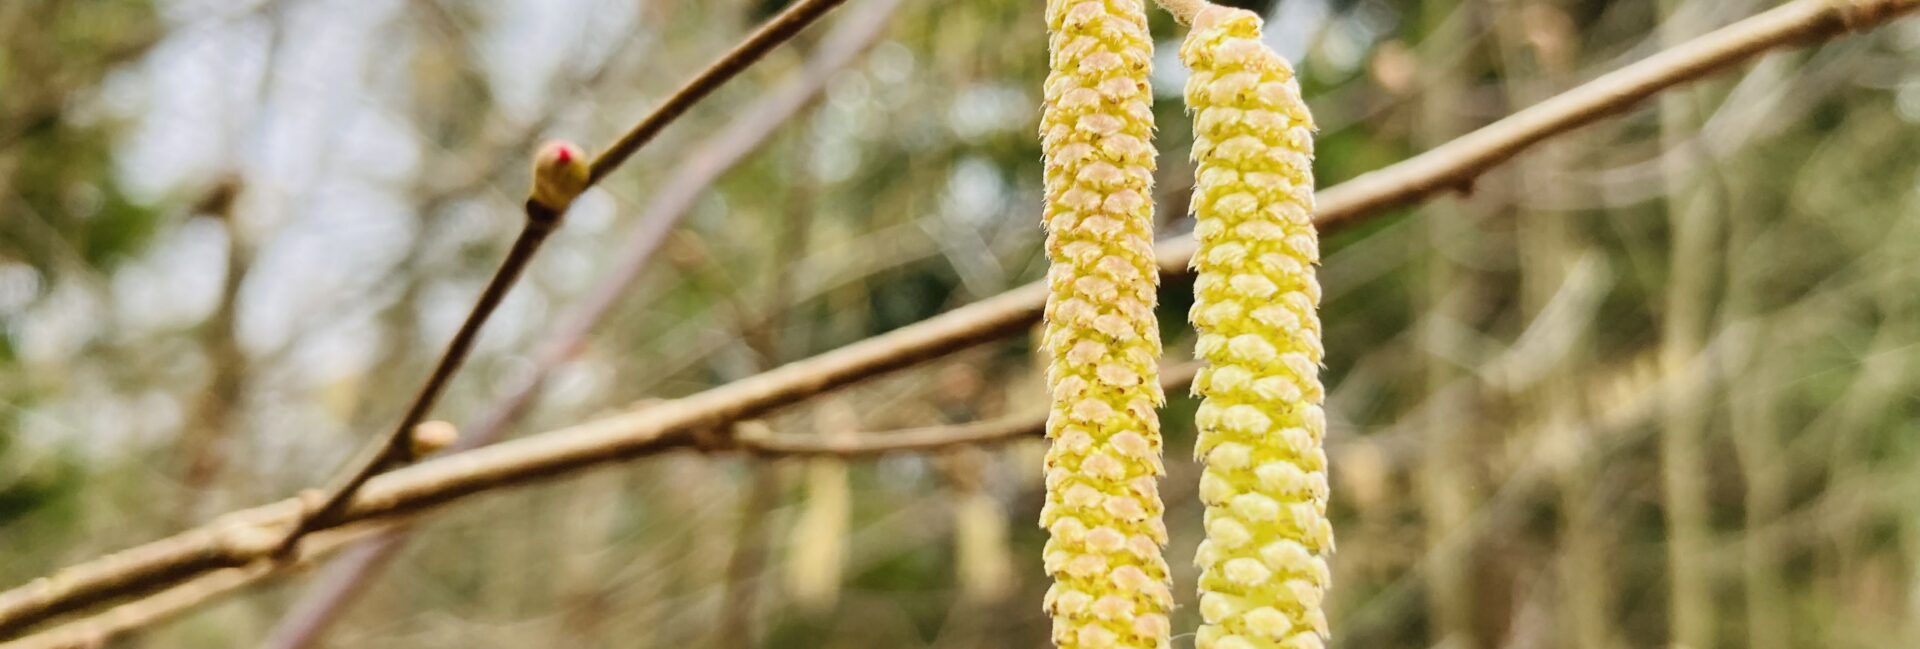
[1038,1,1330,647]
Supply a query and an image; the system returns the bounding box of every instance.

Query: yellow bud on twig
[530,140,591,215]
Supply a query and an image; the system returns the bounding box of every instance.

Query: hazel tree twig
[257,2,907,647]
[586,0,852,184]
[736,362,1204,457]
[277,199,566,556]
[0,525,397,649]
[2,0,1915,639]
[275,0,857,558]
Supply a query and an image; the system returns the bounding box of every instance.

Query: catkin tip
[1189,4,1255,31]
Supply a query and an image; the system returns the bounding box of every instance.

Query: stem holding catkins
[1182,7,1334,649]
[1037,0,1173,646]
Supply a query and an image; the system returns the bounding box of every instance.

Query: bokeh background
[7,0,1920,647]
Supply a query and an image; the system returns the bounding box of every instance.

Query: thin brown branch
[738,362,1202,457]
[273,0,858,559]
[1312,0,1917,232]
[279,218,557,556]
[712,79,824,649]
[586,0,852,185]
[257,1,905,647]
[0,524,394,649]
[741,414,1042,457]
[3,0,1915,639]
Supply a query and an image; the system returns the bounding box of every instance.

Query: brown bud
[410,420,460,457]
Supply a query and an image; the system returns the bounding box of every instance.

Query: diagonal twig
[585,0,852,185]
[258,1,905,647]
[273,0,858,559]
[275,215,559,556]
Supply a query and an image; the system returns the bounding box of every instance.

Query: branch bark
[2,0,1915,640]
[0,524,395,649]
[737,362,1201,457]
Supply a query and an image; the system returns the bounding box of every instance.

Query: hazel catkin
[1037,0,1172,646]
[1182,7,1333,649]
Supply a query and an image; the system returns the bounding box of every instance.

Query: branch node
[692,425,730,453]
[1831,0,1877,31]
[700,420,770,454]
[524,199,565,231]
[211,515,283,563]
[270,490,330,560]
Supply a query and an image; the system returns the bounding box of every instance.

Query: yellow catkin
[1181,7,1334,649]
[1038,0,1172,647]
[784,456,848,612]
[954,489,1015,603]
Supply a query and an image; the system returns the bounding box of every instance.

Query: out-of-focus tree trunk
[1491,3,1616,647]
[173,177,250,526]
[1657,1,1720,646]
[1719,92,1790,649]
[717,118,819,648]
[1416,1,1480,645]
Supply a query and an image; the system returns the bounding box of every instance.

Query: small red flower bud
[530,139,591,215]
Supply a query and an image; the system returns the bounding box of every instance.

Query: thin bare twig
[0,525,396,649]
[255,1,905,647]
[274,0,858,559]
[586,0,852,185]
[279,218,557,555]
[737,362,1201,457]
[2,0,1915,639]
